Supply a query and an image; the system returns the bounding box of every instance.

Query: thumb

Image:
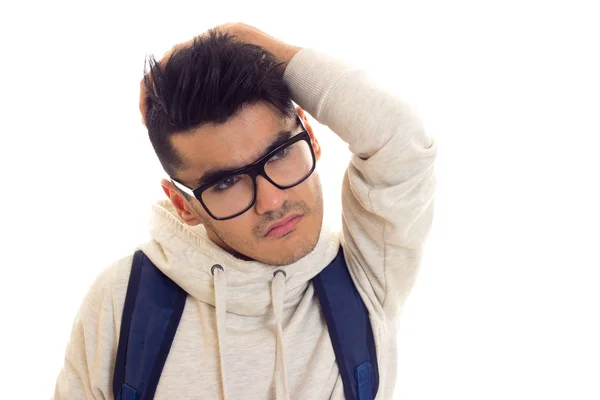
[139,76,148,126]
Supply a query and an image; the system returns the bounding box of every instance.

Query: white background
[1,0,599,398]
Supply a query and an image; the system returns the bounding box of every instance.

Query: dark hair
[142,29,297,179]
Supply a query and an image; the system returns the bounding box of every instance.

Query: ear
[160,179,204,226]
[296,106,321,161]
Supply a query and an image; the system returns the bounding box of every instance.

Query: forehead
[171,103,296,184]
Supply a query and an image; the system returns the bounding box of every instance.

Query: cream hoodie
[53,48,437,399]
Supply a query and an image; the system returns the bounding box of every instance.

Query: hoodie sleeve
[283,49,437,317]
[53,257,131,400]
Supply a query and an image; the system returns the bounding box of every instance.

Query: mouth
[265,214,303,238]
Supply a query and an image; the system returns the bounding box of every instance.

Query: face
[162,102,323,266]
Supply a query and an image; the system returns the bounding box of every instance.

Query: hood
[137,199,341,317]
[137,199,341,398]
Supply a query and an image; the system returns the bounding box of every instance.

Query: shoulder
[77,253,134,325]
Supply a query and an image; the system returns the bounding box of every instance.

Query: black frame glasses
[170,116,316,220]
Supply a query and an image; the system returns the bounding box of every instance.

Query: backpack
[113,245,379,400]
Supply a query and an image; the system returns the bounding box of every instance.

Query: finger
[139,77,148,126]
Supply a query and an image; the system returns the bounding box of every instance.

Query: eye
[269,147,290,162]
[214,175,242,191]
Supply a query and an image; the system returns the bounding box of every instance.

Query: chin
[284,231,320,265]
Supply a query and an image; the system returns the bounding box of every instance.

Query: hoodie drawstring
[271,270,290,400]
[211,266,289,400]
[212,264,229,399]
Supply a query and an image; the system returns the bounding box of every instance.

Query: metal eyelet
[273,269,287,278]
[211,264,224,276]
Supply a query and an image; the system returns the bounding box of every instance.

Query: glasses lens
[264,139,314,187]
[201,174,254,219]
[200,138,314,219]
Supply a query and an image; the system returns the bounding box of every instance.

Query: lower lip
[265,216,303,237]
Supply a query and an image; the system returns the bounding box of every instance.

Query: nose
[254,175,288,215]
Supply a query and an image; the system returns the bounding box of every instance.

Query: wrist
[277,45,303,66]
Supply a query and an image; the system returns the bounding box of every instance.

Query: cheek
[216,215,258,238]
[304,174,322,201]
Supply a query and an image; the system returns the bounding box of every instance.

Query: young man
[54,23,437,399]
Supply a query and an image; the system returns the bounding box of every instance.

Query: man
[54,22,437,399]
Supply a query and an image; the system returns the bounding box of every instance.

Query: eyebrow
[192,129,296,188]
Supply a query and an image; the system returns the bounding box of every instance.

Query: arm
[54,316,104,400]
[282,50,437,317]
[53,261,128,399]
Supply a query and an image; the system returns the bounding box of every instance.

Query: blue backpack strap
[313,246,380,400]
[113,250,187,400]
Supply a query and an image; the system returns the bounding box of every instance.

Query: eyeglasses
[170,116,316,221]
